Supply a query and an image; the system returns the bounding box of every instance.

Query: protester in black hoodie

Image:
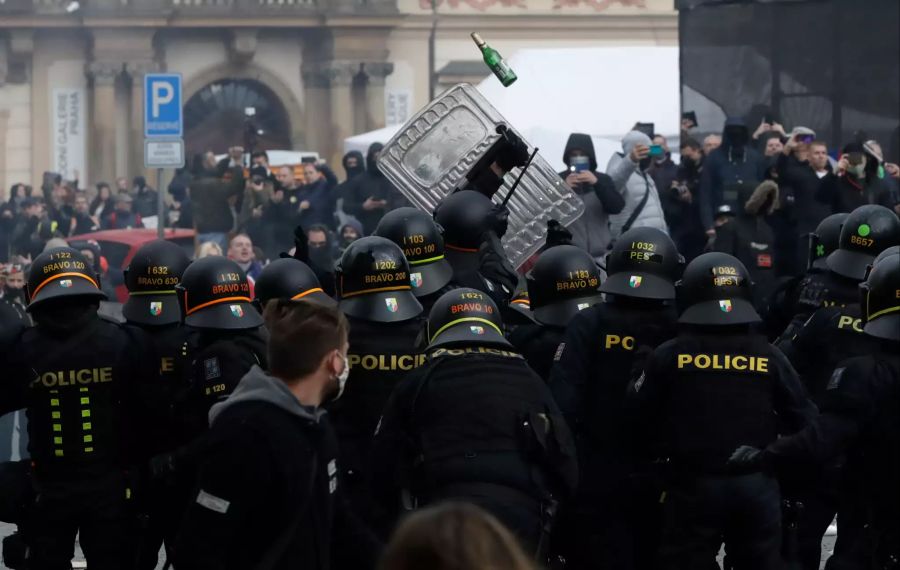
[175,300,380,570]
[340,143,409,235]
[559,133,625,261]
[699,117,767,236]
[342,151,365,182]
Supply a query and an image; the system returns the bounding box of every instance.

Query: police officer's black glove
[727,445,773,474]
[486,204,510,239]
[479,230,518,298]
[545,219,573,248]
[495,127,531,173]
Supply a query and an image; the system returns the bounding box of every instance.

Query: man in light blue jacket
[606,130,670,240]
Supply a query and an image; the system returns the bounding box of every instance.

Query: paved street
[2,521,837,569]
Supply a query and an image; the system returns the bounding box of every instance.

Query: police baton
[500,147,539,208]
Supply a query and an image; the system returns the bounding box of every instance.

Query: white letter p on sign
[152,82,174,118]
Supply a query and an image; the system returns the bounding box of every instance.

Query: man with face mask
[559,133,625,261]
[605,129,669,240]
[699,117,767,241]
[817,142,879,215]
[340,143,410,235]
[175,300,380,570]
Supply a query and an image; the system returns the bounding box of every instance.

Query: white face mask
[332,353,350,401]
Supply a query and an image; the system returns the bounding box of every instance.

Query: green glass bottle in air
[471,32,517,87]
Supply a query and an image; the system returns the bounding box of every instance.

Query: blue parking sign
[144,74,183,137]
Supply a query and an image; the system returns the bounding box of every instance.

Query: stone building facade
[0,0,675,193]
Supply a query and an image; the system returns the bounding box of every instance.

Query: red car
[68,228,196,302]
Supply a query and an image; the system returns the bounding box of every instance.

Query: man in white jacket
[606,130,670,239]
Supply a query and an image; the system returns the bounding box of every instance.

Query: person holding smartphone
[559,133,625,263]
[771,126,831,277]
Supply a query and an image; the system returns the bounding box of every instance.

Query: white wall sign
[385,89,412,127]
[51,88,87,181]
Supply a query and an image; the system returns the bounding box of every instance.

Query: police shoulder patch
[204,357,222,381]
[826,367,845,391]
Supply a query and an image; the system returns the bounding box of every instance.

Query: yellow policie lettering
[347,354,427,371]
[836,315,863,333]
[604,334,635,350]
[31,368,114,388]
[160,357,175,374]
[676,354,769,373]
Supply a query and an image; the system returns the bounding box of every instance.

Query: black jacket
[550,300,678,471]
[340,144,410,235]
[767,346,900,536]
[712,181,778,308]
[1,306,155,479]
[699,117,767,231]
[628,328,814,473]
[175,367,380,570]
[371,347,577,549]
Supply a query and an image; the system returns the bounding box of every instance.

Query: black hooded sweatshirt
[342,151,365,182]
[339,143,410,235]
[699,117,767,231]
[558,134,625,259]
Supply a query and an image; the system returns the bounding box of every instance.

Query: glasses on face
[309,241,327,248]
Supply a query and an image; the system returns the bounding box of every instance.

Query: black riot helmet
[677,252,760,326]
[601,227,681,300]
[827,205,900,281]
[254,258,336,311]
[336,236,423,323]
[123,240,191,326]
[26,247,106,311]
[374,207,453,297]
[873,245,900,266]
[859,252,900,341]
[526,245,603,327]
[176,256,263,330]
[427,287,511,350]
[434,190,495,252]
[809,213,849,270]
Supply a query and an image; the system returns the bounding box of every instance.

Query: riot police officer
[370,287,577,558]
[767,205,900,341]
[121,239,191,569]
[627,252,815,570]
[509,244,603,381]
[332,236,424,525]
[548,227,681,570]
[174,256,267,441]
[1,247,154,569]
[729,251,900,570]
[434,190,519,305]
[808,212,848,271]
[253,257,337,309]
[374,207,454,314]
[764,212,847,338]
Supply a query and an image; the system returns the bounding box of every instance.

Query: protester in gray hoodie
[605,130,669,239]
[176,300,380,570]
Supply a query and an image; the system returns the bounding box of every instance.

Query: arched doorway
[184,78,292,156]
